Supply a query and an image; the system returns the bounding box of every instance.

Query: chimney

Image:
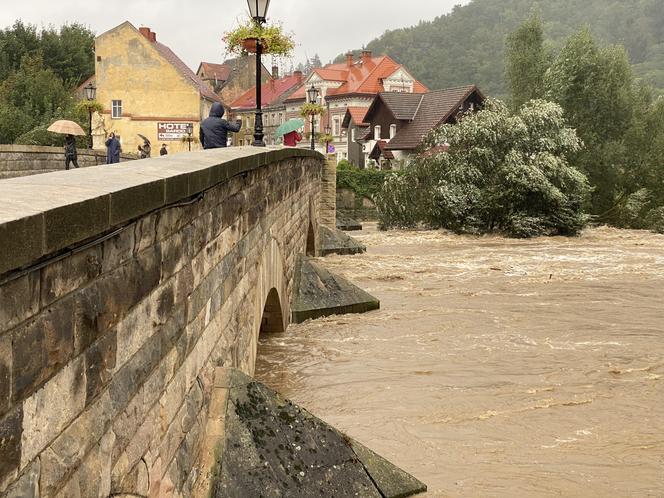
[293,70,303,82]
[346,52,354,67]
[361,50,372,63]
[150,31,157,43]
[272,65,279,79]
[139,27,151,40]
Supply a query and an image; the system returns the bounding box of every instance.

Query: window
[333,117,340,137]
[390,124,397,139]
[351,128,356,142]
[279,113,283,124]
[111,100,122,119]
[374,125,381,141]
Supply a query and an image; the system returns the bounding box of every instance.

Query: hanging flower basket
[300,103,326,118]
[241,38,259,53]
[224,19,295,57]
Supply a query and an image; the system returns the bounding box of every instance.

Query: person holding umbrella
[137,134,151,159]
[275,118,305,147]
[64,134,79,170]
[46,119,86,170]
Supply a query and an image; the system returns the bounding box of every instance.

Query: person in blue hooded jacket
[105,132,121,164]
[200,102,242,149]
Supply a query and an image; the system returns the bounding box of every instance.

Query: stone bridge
[0,147,332,496]
[0,145,136,180]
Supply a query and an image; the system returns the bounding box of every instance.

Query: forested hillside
[349,0,664,95]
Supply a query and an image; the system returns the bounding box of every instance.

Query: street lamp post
[84,82,96,149]
[186,123,194,151]
[248,0,271,147]
[324,125,331,155]
[307,85,319,151]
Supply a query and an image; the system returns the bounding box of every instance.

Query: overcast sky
[0,0,471,71]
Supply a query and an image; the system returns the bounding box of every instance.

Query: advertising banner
[158,122,193,141]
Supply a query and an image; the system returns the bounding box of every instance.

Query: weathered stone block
[0,272,39,335]
[110,180,165,226]
[2,458,38,498]
[44,195,110,255]
[101,226,135,274]
[0,405,22,492]
[0,333,11,415]
[41,245,103,306]
[0,213,44,277]
[21,355,86,468]
[12,298,75,401]
[85,329,118,405]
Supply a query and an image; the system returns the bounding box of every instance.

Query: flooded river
[255,224,664,497]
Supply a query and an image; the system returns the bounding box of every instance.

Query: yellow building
[93,22,222,155]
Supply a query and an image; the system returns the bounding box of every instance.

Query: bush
[375,99,591,237]
[336,165,389,208]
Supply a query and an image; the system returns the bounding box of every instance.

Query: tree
[0,53,73,143]
[544,28,640,216]
[376,99,590,238]
[506,15,548,109]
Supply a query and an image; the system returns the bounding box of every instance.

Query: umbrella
[274,119,305,138]
[137,133,151,145]
[47,120,86,136]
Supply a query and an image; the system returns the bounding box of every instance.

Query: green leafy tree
[506,15,549,109]
[376,99,590,237]
[544,28,640,216]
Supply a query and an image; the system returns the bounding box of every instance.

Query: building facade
[93,23,222,154]
[284,51,428,162]
[360,85,486,169]
[196,57,271,107]
[229,70,304,147]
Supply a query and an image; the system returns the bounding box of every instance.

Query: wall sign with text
[158,122,194,141]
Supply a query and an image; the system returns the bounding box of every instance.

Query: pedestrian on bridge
[200,102,241,149]
[64,134,79,170]
[105,133,121,164]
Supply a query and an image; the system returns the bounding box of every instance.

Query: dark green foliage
[376,100,590,237]
[340,0,664,95]
[506,16,549,109]
[543,28,641,216]
[336,164,389,207]
[0,21,95,145]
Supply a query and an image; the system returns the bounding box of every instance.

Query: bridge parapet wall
[0,144,136,179]
[0,147,323,497]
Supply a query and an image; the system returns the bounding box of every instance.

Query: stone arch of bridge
[247,237,289,376]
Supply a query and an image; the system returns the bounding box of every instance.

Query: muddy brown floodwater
[255,224,664,497]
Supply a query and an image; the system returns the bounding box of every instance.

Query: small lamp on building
[307,85,319,151]
[247,0,271,147]
[84,82,96,149]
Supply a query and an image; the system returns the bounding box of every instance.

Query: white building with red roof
[284,50,428,163]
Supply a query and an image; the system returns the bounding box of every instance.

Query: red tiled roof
[342,107,369,128]
[198,62,232,82]
[230,74,303,110]
[152,42,222,103]
[285,55,427,102]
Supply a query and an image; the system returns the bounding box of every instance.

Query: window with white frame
[390,124,397,139]
[374,125,381,140]
[333,117,340,136]
[111,100,122,119]
[351,128,356,142]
